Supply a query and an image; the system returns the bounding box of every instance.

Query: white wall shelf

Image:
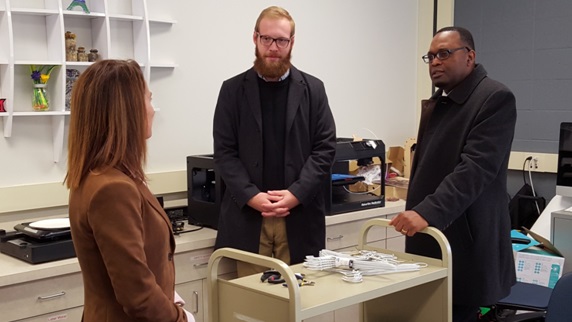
[0,0,176,162]
[149,18,177,24]
[63,11,106,18]
[6,111,69,116]
[150,62,178,68]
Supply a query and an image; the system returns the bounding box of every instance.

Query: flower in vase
[30,65,56,84]
[30,65,58,111]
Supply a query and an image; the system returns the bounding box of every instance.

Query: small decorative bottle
[65,31,77,61]
[77,47,88,62]
[88,49,99,62]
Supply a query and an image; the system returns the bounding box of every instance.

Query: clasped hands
[248,190,299,217]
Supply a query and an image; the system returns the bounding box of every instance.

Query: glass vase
[33,84,49,111]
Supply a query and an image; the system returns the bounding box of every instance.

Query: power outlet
[508,152,557,173]
[528,156,539,169]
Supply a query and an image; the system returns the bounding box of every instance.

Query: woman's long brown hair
[65,59,147,189]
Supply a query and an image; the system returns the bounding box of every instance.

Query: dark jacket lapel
[285,66,305,136]
[243,69,263,132]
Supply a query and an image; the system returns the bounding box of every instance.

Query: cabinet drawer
[326,218,387,251]
[0,273,83,322]
[176,280,203,322]
[175,248,235,284]
[14,305,83,322]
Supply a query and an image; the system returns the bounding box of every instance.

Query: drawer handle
[37,291,66,301]
[192,291,199,314]
[327,235,344,241]
[193,262,208,268]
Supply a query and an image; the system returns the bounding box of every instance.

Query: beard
[253,46,292,80]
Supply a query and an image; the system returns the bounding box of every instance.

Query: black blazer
[213,66,336,264]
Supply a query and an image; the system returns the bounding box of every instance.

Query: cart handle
[207,248,301,322]
[358,218,452,322]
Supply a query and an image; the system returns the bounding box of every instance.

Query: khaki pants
[237,216,291,277]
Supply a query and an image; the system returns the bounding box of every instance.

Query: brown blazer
[69,168,187,322]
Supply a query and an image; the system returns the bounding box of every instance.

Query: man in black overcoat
[213,6,336,277]
[390,26,516,322]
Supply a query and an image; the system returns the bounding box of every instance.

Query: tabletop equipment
[0,218,75,264]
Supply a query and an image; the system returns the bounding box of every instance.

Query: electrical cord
[522,157,541,215]
[173,225,203,236]
[528,165,541,215]
[522,156,532,183]
[342,184,381,195]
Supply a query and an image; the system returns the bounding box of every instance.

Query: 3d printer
[328,138,385,215]
[186,138,385,228]
[186,154,224,229]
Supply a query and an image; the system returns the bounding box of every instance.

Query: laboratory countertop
[0,219,218,288]
[0,200,405,288]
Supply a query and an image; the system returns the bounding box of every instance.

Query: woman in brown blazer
[65,60,193,322]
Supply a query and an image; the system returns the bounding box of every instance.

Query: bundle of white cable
[303,249,427,277]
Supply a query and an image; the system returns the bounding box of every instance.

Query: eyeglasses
[256,32,291,49]
[422,47,470,63]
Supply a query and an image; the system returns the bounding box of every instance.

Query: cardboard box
[386,146,405,175]
[385,177,409,200]
[386,185,407,200]
[512,230,565,288]
[403,138,416,178]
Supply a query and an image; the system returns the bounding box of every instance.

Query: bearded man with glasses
[213,6,336,277]
[390,26,517,322]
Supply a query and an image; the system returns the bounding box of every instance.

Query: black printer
[186,154,224,229]
[327,138,385,215]
[186,138,385,228]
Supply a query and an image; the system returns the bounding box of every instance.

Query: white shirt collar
[258,69,290,82]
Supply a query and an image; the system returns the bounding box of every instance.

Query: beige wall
[1,0,452,219]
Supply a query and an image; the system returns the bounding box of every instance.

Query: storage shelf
[65,62,92,67]
[150,61,178,68]
[108,14,144,22]
[1,0,176,162]
[15,60,62,66]
[149,18,177,24]
[10,8,60,16]
[62,11,106,18]
[8,111,70,116]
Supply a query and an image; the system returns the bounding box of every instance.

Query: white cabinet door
[176,280,204,322]
[0,272,84,321]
